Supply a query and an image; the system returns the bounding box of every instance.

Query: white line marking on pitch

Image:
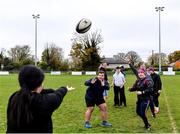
[163,89,178,133]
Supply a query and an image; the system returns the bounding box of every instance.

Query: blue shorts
[103,90,109,96]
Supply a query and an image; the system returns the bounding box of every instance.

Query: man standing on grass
[148,67,162,113]
[113,66,126,107]
[84,71,112,128]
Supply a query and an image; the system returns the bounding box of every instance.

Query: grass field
[0,74,180,133]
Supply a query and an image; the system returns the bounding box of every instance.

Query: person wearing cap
[113,66,126,107]
[148,67,162,113]
[7,65,73,133]
[129,69,153,130]
[120,65,126,76]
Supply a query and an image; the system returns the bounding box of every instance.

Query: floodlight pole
[155,7,164,74]
[32,14,40,66]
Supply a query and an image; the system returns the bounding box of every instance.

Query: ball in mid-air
[76,18,92,34]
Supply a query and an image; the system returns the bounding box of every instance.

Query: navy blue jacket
[85,78,109,100]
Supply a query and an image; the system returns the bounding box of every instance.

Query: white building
[101,58,129,69]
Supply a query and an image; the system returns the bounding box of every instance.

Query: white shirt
[113,72,125,87]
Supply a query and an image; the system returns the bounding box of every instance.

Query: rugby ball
[76,18,92,34]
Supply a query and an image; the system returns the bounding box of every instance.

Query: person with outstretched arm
[129,69,153,130]
[7,65,73,133]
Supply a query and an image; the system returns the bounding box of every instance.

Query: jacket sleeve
[41,89,55,94]
[129,80,138,92]
[129,63,139,79]
[42,87,68,112]
[84,79,93,86]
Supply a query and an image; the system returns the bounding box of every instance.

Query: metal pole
[159,10,161,73]
[32,14,40,66]
[35,18,37,66]
[155,7,164,74]
[152,50,154,65]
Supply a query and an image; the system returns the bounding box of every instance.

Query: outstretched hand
[66,86,75,91]
[136,91,142,95]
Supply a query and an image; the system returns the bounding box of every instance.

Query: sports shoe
[100,121,112,127]
[84,122,92,128]
[152,113,156,118]
[145,124,151,131]
[114,104,119,108]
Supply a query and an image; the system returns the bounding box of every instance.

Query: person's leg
[136,101,141,116]
[114,86,119,106]
[84,106,94,128]
[98,103,108,121]
[85,107,94,122]
[139,100,150,129]
[149,97,155,117]
[120,86,126,106]
[84,98,95,128]
[98,103,112,127]
[153,93,160,113]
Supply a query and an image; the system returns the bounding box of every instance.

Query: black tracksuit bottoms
[153,93,160,107]
[136,99,150,127]
[114,85,126,106]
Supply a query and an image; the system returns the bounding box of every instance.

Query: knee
[99,104,107,112]
[87,107,94,113]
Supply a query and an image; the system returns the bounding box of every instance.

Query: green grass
[0,74,180,133]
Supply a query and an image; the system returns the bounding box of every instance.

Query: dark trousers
[114,85,126,106]
[153,93,160,107]
[136,100,150,127]
[149,96,155,115]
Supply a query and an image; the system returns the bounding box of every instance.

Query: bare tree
[125,51,142,65]
[8,45,32,63]
[70,30,103,71]
[113,53,126,61]
[148,52,168,66]
[41,42,64,70]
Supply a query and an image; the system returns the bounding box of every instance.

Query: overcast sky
[0,0,179,61]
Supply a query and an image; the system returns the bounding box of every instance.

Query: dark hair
[9,65,44,127]
[98,70,105,74]
[18,65,44,91]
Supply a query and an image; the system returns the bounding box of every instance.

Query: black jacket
[129,63,139,79]
[129,77,153,101]
[85,78,109,100]
[150,73,162,93]
[7,87,67,133]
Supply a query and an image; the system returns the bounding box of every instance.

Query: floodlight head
[161,7,165,11]
[32,14,40,19]
[37,14,40,18]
